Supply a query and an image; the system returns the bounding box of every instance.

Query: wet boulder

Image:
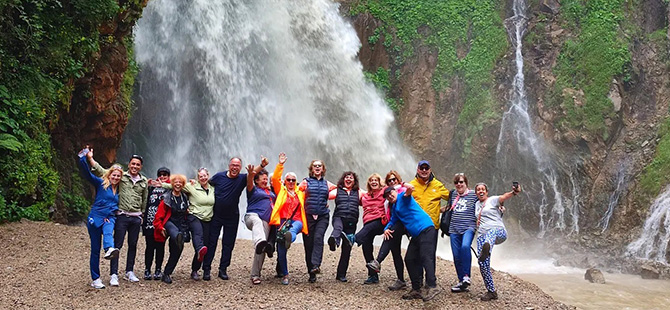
[584,268,606,284]
[640,264,660,279]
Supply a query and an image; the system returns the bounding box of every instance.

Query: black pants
[355,218,386,276]
[110,215,141,275]
[376,222,406,281]
[163,214,204,275]
[203,215,239,273]
[405,227,438,290]
[336,217,358,278]
[144,228,165,272]
[303,213,329,273]
[191,219,210,272]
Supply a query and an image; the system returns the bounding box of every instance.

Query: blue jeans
[87,217,115,280]
[450,228,475,282]
[277,219,303,276]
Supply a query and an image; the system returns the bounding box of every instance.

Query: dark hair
[453,173,468,186]
[337,171,359,191]
[475,182,488,192]
[129,154,143,164]
[253,169,269,184]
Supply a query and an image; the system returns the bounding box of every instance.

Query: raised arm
[498,183,522,205]
[86,147,108,178]
[246,156,269,192]
[77,151,103,187]
[271,153,287,195]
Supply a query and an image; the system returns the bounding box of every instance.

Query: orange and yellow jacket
[269,163,308,235]
[410,173,450,228]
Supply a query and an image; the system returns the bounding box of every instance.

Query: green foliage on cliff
[351,0,507,153]
[364,67,402,112]
[639,118,670,198]
[0,1,139,222]
[550,0,630,139]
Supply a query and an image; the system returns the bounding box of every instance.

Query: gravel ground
[0,220,573,309]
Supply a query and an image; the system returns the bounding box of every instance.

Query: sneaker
[265,242,274,258]
[328,236,337,252]
[284,231,293,250]
[388,279,407,291]
[197,246,208,263]
[366,259,381,273]
[402,289,423,300]
[462,276,471,289]
[109,274,119,286]
[203,270,211,281]
[91,278,105,289]
[422,286,443,302]
[103,248,119,260]
[363,274,379,285]
[255,240,268,255]
[176,233,184,252]
[124,271,140,283]
[481,290,498,301]
[191,271,200,281]
[451,282,469,293]
[161,273,172,284]
[153,269,162,281]
[308,273,317,283]
[336,276,348,282]
[479,242,491,262]
[143,270,152,280]
[281,275,289,285]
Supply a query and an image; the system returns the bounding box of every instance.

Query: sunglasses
[285,179,297,183]
[454,173,464,176]
[419,166,430,171]
[130,154,143,163]
[454,180,465,184]
[387,177,397,183]
[111,164,123,170]
[198,167,208,173]
[313,164,323,168]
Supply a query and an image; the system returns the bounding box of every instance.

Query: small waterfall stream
[627,185,670,263]
[599,161,629,232]
[495,0,580,236]
[120,0,415,179]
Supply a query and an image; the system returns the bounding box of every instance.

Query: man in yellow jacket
[409,160,450,228]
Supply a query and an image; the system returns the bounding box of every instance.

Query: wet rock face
[584,268,606,284]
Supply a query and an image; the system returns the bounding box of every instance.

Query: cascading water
[119,0,415,182]
[495,0,579,236]
[599,161,629,232]
[627,185,670,263]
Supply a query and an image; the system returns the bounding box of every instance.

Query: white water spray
[120,0,415,180]
[627,185,670,263]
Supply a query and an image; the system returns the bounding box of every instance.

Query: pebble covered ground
[0,220,573,309]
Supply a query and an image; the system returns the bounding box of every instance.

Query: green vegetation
[364,67,403,112]
[0,0,141,222]
[639,118,670,198]
[550,0,630,139]
[352,0,508,153]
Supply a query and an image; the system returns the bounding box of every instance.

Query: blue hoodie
[384,193,434,237]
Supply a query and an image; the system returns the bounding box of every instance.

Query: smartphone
[78,147,90,158]
[512,181,519,190]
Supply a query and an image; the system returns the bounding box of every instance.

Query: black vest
[304,177,329,215]
[334,187,359,220]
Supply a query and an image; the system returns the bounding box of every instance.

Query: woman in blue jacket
[78,147,123,289]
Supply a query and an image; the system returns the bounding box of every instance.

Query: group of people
[78,147,521,302]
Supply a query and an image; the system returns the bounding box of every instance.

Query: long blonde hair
[102,164,124,192]
[366,173,383,195]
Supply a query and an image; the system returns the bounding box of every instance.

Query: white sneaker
[109,274,119,286]
[125,271,140,283]
[103,247,119,260]
[91,278,105,289]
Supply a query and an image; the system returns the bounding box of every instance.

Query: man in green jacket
[88,149,148,286]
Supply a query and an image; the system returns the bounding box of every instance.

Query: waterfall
[119,0,415,182]
[599,161,629,232]
[627,185,670,263]
[496,0,579,236]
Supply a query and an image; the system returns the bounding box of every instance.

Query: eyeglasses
[419,166,430,171]
[387,178,397,183]
[285,178,296,183]
[454,180,465,184]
